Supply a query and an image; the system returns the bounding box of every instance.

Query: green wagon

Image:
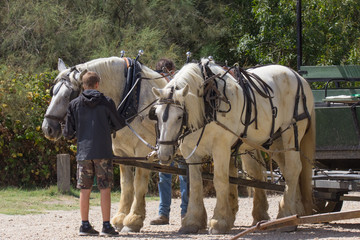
[300,65,360,213]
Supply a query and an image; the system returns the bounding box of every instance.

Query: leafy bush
[0,65,162,192]
[0,66,74,187]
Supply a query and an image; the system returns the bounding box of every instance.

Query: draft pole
[297,0,302,71]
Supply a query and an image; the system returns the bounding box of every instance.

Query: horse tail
[299,107,316,215]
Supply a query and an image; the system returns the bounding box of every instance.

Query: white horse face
[152,85,189,164]
[42,60,81,141]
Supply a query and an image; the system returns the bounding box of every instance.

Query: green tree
[229,0,360,68]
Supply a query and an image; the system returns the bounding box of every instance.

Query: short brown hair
[82,71,100,88]
[156,58,176,72]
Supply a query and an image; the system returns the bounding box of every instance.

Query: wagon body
[301,65,360,170]
[300,65,360,212]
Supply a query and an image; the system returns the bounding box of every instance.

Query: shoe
[79,225,99,236]
[150,215,169,225]
[100,226,119,237]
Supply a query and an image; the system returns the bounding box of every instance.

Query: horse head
[42,58,83,141]
[152,85,189,164]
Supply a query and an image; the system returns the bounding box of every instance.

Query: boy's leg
[80,189,92,221]
[77,160,95,221]
[77,160,99,236]
[100,188,111,221]
[94,159,118,236]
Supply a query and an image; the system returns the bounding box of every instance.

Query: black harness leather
[117,57,142,125]
[199,63,311,152]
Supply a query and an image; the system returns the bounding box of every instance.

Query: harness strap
[292,71,311,151]
[199,63,231,123]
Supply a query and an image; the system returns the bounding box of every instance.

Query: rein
[155,86,205,159]
[156,86,190,146]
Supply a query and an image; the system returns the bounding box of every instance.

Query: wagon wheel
[313,192,344,214]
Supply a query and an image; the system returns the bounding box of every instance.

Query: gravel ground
[1,193,359,240]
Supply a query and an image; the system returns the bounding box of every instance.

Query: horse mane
[166,62,206,130]
[165,59,238,130]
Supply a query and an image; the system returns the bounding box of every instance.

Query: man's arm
[107,98,126,132]
[62,104,76,140]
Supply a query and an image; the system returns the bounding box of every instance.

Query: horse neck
[141,66,168,89]
[79,57,127,105]
[80,58,168,107]
[174,65,206,130]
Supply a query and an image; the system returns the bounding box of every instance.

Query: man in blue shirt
[150,59,189,225]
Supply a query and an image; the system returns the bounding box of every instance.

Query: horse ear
[179,84,189,97]
[58,58,67,72]
[152,87,162,98]
[79,69,88,82]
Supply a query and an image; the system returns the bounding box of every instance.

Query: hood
[81,89,103,108]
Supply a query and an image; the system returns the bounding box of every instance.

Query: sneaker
[150,215,169,225]
[100,226,119,237]
[79,225,99,236]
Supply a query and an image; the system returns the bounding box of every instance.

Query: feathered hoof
[209,219,230,234]
[123,214,143,232]
[208,227,228,234]
[111,214,125,231]
[178,225,200,234]
[121,225,142,233]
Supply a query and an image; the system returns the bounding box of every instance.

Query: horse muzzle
[42,118,62,141]
[157,146,175,165]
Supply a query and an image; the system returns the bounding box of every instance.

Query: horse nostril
[47,127,53,135]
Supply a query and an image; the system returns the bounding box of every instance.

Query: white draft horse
[42,56,167,232]
[152,59,315,234]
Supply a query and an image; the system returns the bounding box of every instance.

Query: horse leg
[273,132,305,219]
[209,144,233,234]
[122,167,150,232]
[111,165,134,231]
[228,157,239,223]
[241,150,270,225]
[299,108,316,215]
[179,160,207,234]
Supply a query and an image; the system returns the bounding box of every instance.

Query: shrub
[0,66,74,187]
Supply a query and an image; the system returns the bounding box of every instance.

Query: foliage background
[0,0,360,189]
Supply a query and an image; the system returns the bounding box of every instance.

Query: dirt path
[1,194,359,240]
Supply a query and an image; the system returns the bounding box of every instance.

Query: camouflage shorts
[76,159,113,189]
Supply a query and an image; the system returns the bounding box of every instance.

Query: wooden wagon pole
[230,209,360,240]
[113,157,285,192]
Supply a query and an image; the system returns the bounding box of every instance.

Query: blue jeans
[158,163,188,218]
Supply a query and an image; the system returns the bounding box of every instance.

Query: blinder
[49,79,80,101]
[45,68,82,124]
[69,88,80,101]
[148,106,158,121]
[155,92,189,148]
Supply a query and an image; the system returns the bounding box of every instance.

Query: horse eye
[177,116,182,120]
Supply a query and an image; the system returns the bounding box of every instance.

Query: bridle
[44,69,81,124]
[155,87,189,148]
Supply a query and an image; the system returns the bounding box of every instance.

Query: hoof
[209,219,230,234]
[178,225,200,234]
[111,215,124,231]
[121,225,141,233]
[209,227,227,234]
